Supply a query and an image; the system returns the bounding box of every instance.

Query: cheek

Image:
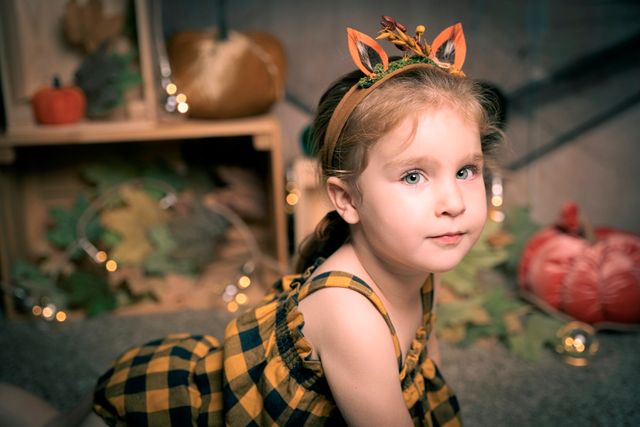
[468,182,488,221]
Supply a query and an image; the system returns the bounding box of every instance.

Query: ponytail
[294,210,351,273]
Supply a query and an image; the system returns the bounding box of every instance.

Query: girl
[91,16,503,427]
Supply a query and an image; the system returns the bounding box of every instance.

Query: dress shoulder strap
[297,271,403,370]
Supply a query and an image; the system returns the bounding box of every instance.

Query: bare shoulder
[298,285,412,425]
[298,284,391,358]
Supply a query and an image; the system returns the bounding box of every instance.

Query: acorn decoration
[31,76,86,125]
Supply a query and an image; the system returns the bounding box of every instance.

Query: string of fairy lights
[26,178,282,321]
[489,174,505,223]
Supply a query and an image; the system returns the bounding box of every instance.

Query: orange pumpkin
[32,76,86,125]
[518,202,640,325]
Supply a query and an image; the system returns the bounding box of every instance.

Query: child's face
[353,106,487,274]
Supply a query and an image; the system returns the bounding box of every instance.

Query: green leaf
[142,164,187,193]
[508,313,563,361]
[483,287,526,318]
[101,230,122,248]
[46,195,103,257]
[12,259,52,289]
[11,260,68,308]
[81,162,139,195]
[440,266,476,295]
[143,225,195,275]
[502,206,540,273]
[86,293,117,316]
[442,220,509,296]
[438,297,488,327]
[60,271,115,316]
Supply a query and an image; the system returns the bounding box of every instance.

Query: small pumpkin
[32,76,86,125]
[518,202,640,325]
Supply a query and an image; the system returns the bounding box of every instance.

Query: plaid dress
[94,264,462,426]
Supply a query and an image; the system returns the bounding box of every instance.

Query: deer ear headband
[323,16,467,169]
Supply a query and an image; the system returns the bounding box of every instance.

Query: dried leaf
[40,250,76,277]
[100,185,170,265]
[168,199,228,270]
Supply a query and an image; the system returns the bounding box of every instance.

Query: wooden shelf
[0,114,288,318]
[0,114,282,152]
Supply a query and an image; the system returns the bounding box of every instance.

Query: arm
[299,288,413,427]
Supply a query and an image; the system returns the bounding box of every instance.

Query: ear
[326,177,360,224]
[347,27,389,76]
[430,23,466,70]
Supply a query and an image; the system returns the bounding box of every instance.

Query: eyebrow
[384,152,484,170]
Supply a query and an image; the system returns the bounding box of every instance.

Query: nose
[434,179,466,217]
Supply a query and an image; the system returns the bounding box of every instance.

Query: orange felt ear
[430,23,467,70]
[347,27,389,76]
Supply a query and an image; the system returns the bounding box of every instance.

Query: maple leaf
[508,313,563,361]
[47,194,103,258]
[100,185,170,265]
[60,271,116,316]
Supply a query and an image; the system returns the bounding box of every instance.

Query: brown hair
[295,65,503,272]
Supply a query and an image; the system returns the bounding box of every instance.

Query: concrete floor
[1,308,638,426]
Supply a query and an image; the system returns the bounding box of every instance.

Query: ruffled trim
[274,262,437,395]
[275,278,327,394]
[400,327,426,378]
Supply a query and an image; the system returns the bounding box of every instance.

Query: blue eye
[457,166,479,180]
[402,172,423,185]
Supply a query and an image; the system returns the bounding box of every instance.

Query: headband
[323,16,467,169]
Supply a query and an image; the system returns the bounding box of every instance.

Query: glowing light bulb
[286,192,299,206]
[238,275,251,289]
[106,260,118,272]
[32,305,43,316]
[227,301,239,313]
[489,210,505,223]
[95,251,108,263]
[166,83,177,95]
[555,321,599,366]
[56,311,67,322]
[235,293,248,305]
[177,102,189,114]
[42,305,55,320]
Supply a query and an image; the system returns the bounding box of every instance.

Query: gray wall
[163,0,640,233]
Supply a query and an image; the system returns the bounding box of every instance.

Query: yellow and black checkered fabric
[94,263,462,426]
[94,334,224,426]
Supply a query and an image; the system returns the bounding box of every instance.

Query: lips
[430,232,465,245]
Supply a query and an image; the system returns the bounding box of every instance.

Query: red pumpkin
[32,76,86,125]
[518,202,640,325]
